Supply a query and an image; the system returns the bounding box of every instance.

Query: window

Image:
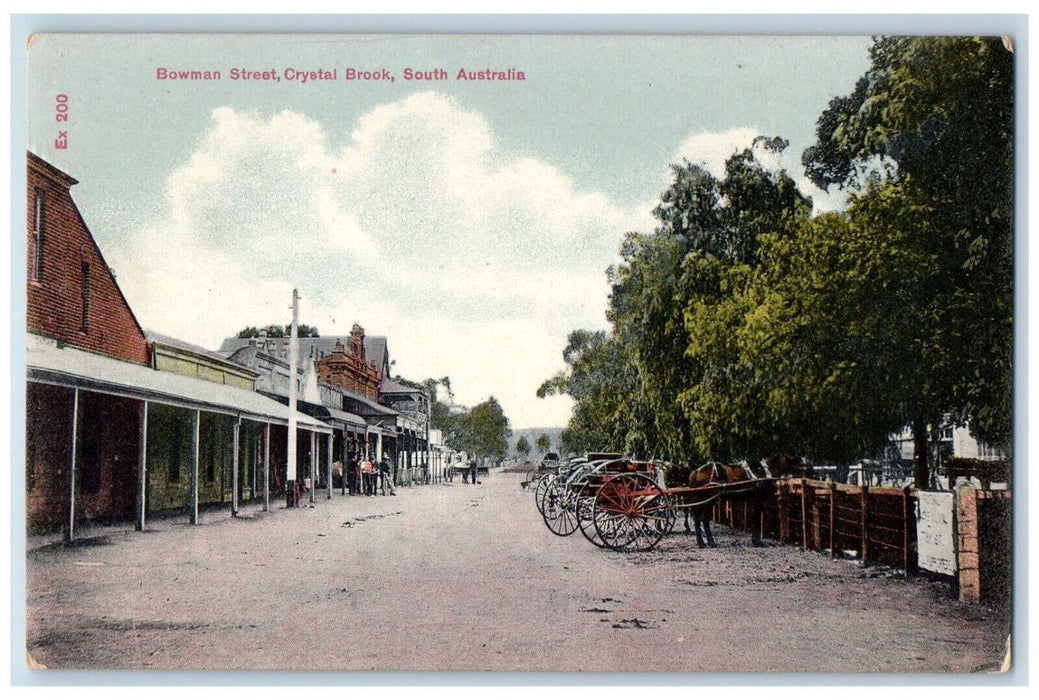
[31,188,45,281]
[81,262,91,331]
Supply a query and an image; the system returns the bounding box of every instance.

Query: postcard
[21,30,1015,675]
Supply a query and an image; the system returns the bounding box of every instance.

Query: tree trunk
[912,417,929,490]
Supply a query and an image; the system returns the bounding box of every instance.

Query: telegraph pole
[287,288,299,507]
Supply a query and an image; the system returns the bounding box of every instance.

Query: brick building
[25,153,332,538]
[313,324,381,399]
[27,152,149,364]
[26,153,150,532]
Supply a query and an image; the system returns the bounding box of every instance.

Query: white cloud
[673,127,851,214]
[111,92,651,429]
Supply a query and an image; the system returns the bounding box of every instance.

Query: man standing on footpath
[470,458,479,485]
[380,456,396,496]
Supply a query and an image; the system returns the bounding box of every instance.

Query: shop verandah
[26,334,333,542]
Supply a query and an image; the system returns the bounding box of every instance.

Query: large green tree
[740,205,928,464]
[461,397,512,460]
[803,36,1014,481]
[537,329,654,457]
[677,141,813,461]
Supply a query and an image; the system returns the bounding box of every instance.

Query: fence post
[829,481,837,558]
[801,478,809,551]
[760,492,766,543]
[902,485,913,576]
[860,484,870,564]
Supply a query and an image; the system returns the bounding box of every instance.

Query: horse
[765,454,816,480]
[663,461,774,548]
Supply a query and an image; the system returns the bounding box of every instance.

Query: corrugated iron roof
[147,330,258,376]
[26,334,332,433]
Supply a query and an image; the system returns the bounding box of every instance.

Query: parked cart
[536,456,776,553]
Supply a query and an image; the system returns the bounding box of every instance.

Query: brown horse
[765,454,816,480]
[665,462,773,548]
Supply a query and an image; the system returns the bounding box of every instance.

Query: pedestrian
[334,457,345,495]
[380,456,396,496]
[362,456,375,496]
[470,458,479,485]
[347,453,360,496]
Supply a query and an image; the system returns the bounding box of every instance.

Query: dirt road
[25,469,1011,673]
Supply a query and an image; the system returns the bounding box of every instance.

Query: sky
[24,32,876,429]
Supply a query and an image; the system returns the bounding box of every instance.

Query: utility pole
[287,288,299,507]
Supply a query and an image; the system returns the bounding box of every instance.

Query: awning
[285,398,366,430]
[26,334,332,434]
[346,392,398,418]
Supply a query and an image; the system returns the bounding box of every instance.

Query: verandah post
[137,400,148,531]
[326,432,333,500]
[189,409,200,525]
[309,431,316,503]
[263,423,270,512]
[65,387,80,544]
[232,418,240,517]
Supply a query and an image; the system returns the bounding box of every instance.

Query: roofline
[149,333,260,378]
[28,150,78,187]
[28,152,150,348]
[27,370,332,433]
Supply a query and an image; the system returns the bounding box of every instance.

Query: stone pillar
[956,485,981,603]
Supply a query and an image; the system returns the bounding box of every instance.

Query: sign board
[916,491,957,576]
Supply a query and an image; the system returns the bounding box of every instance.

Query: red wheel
[592,472,672,552]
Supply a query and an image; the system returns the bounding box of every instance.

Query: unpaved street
[25,469,1011,673]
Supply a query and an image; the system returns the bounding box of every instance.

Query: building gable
[26,152,149,365]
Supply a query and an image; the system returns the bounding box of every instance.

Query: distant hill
[510,427,565,459]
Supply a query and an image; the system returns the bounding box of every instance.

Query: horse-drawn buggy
[534,454,779,553]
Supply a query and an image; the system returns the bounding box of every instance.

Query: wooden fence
[711,478,917,570]
[709,478,1011,602]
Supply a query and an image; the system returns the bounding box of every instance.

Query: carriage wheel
[577,495,610,548]
[524,468,543,490]
[592,472,672,552]
[541,477,580,536]
[534,473,554,515]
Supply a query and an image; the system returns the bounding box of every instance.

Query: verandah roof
[26,334,332,433]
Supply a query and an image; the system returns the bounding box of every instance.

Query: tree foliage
[460,397,512,459]
[803,35,1014,469]
[236,324,320,338]
[537,329,654,457]
[535,434,550,453]
[515,436,531,457]
[542,36,1012,483]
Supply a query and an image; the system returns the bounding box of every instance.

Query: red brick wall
[26,154,149,365]
[26,383,74,532]
[26,384,142,533]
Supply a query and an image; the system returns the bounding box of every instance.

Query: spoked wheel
[577,495,609,548]
[523,468,542,490]
[592,472,674,552]
[541,477,580,536]
[534,473,555,515]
